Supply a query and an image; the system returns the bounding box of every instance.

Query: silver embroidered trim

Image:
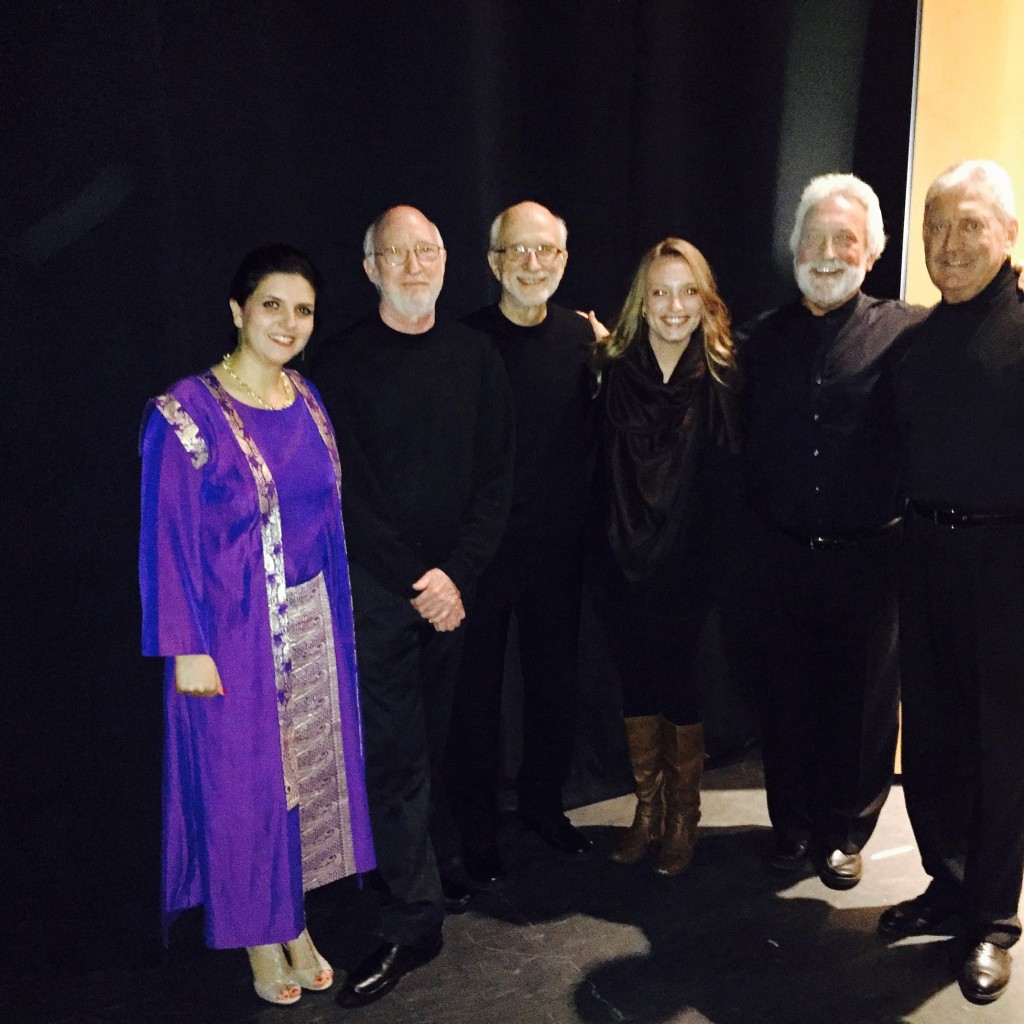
[199,372,296,810]
[290,373,342,507]
[284,572,356,889]
[155,394,209,468]
[289,374,363,736]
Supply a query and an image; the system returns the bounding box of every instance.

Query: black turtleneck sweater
[462,303,596,540]
[895,261,1024,509]
[740,291,926,534]
[311,314,514,598]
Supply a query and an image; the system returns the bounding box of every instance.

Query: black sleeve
[311,343,429,598]
[439,343,516,591]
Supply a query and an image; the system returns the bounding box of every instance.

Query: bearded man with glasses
[312,205,514,1007]
[448,201,598,887]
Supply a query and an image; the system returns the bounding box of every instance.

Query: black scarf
[602,332,742,581]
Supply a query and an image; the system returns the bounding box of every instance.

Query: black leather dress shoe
[522,814,593,856]
[336,933,443,1007]
[766,837,810,874]
[441,876,475,912]
[817,848,862,890]
[463,843,507,886]
[878,888,959,938]
[958,941,1012,1004]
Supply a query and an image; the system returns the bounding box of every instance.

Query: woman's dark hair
[228,244,324,305]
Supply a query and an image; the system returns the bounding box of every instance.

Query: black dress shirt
[740,292,925,535]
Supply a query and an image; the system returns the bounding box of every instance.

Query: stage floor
[8,756,1022,1023]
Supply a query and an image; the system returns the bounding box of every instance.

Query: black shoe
[958,941,1012,1004]
[522,814,593,856]
[441,876,475,913]
[878,888,959,938]
[817,848,862,890]
[766,837,810,874]
[463,843,507,886]
[335,933,443,1007]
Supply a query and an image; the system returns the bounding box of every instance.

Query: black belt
[910,501,1024,528]
[772,516,902,550]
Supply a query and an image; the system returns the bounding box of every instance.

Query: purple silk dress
[139,370,374,949]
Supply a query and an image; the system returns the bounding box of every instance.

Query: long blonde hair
[603,238,736,385]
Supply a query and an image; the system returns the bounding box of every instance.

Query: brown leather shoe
[958,941,1012,1004]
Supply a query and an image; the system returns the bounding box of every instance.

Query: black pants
[598,550,709,727]
[449,533,582,848]
[735,516,899,853]
[900,509,1024,948]
[348,562,466,945]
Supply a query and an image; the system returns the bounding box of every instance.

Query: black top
[311,314,515,597]
[462,303,596,540]
[895,261,1024,510]
[599,334,743,584]
[740,291,926,534]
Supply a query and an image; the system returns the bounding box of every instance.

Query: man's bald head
[363,205,447,333]
[487,201,568,326]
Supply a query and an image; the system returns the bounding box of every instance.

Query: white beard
[794,258,866,310]
[382,282,442,320]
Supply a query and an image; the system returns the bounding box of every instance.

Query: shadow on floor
[492,825,956,1024]
[5,766,1018,1023]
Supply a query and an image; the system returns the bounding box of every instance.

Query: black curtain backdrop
[2,0,918,967]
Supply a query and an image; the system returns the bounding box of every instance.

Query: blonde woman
[595,238,742,875]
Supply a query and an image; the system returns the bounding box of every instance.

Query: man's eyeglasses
[371,244,444,267]
[491,243,565,265]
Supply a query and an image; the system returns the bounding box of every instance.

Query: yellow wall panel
[907,0,1024,304]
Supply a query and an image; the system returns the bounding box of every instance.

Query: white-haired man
[449,201,596,885]
[736,173,926,890]
[886,160,1024,1004]
[312,206,514,1006]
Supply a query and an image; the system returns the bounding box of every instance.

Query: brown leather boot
[610,715,665,864]
[656,721,704,876]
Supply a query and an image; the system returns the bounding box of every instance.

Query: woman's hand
[174,654,225,697]
[577,309,610,342]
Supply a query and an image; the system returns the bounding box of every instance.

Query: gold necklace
[221,354,293,410]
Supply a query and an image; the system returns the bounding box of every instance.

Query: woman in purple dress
[140,246,375,1006]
